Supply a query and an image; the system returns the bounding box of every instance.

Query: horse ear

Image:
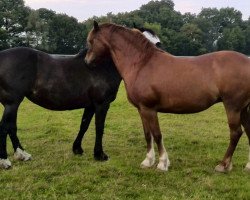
[133,22,137,29]
[93,20,99,31]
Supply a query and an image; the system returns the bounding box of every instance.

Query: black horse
[0,27,161,169]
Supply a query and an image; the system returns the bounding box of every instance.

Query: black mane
[138,27,156,36]
[132,22,157,36]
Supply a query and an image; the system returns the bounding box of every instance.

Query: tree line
[1,0,250,55]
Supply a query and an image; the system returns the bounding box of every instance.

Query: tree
[160,28,178,53]
[239,17,250,55]
[26,10,45,48]
[219,7,243,29]
[182,12,196,24]
[0,0,30,48]
[0,28,8,49]
[0,0,248,55]
[25,9,56,51]
[217,26,246,51]
[48,14,86,53]
[172,23,205,56]
[196,7,244,52]
[243,24,250,55]
[138,0,183,31]
[143,22,162,35]
[196,8,221,52]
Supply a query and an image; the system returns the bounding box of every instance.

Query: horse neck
[106,29,154,84]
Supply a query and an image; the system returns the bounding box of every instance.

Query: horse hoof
[14,148,32,161]
[214,162,233,173]
[94,152,109,161]
[244,162,250,172]
[156,161,169,172]
[73,147,84,155]
[140,158,155,169]
[0,158,11,169]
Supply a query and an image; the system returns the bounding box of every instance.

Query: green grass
[1,83,250,200]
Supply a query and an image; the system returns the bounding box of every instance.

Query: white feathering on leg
[0,158,11,169]
[157,152,169,171]
[156,142,170,172]
[14,148,32,161]
[141,137,155,168]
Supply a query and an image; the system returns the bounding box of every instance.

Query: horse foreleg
[140,135,156,168]
[94,103,109,161]
[72,107,94,155]
[139,107,169,171]
[215,109,242,173]
[139,109,155,168]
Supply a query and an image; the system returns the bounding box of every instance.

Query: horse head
[85,21,163,65]
[85,21,110,65]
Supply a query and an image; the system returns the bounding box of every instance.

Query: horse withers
[0,26,161,169]
[85,21,250,173]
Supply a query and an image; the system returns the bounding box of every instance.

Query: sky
[24,0,250,22]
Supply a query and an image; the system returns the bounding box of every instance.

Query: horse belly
[27,84,92,110]
[159,93,218,114]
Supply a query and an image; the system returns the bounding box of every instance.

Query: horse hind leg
[0,103,31,169]
[215,108,243,173]
[240,106,250,172]
[0,116,10,169]
[5,104,32,161]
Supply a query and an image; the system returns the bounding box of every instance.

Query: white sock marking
[14,148,32,161]
[0,158,11,169]
[156,139,170,171]
[141,136,155,168]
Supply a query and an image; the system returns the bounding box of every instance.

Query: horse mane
[138,27,156,36]
[100,23,160,60]
[133,22,157,36]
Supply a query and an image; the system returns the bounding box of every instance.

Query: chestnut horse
[85,21,250,172]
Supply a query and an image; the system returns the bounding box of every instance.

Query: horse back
[131,50,250,113]
[0,47,38,73]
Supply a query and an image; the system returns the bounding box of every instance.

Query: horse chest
[125,83,157,108]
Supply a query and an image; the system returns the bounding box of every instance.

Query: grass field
[0,83,250,200]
